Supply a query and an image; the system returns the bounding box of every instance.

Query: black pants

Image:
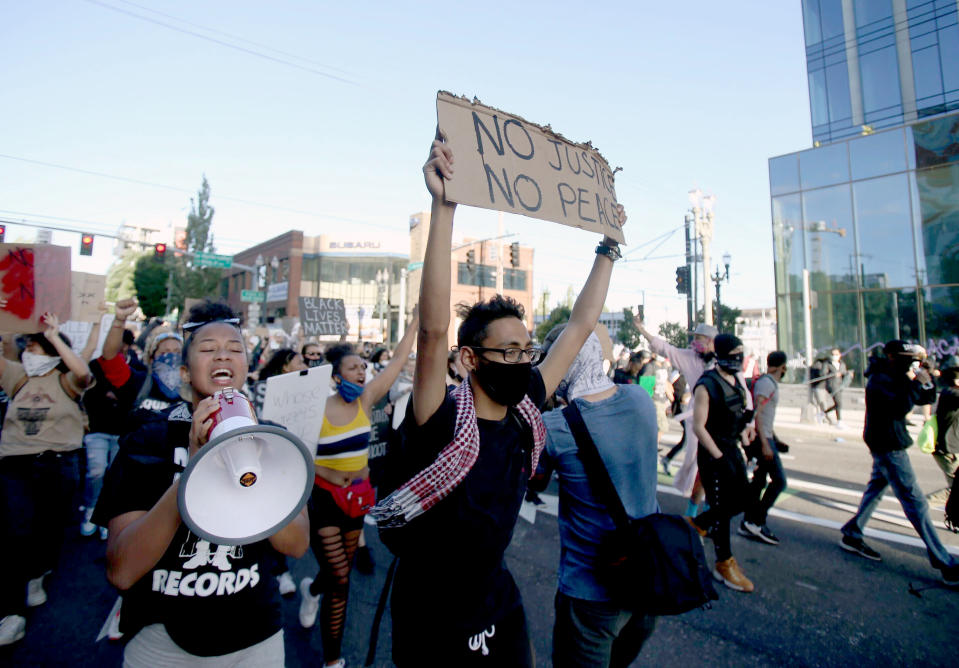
[0,450,81,617]
[693,441,747,561]
[392,603,533,667]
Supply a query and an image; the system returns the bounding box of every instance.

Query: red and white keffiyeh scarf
[371,379,546,528]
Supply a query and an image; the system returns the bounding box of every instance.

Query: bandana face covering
[22,351,61,377]
[307,358,324,368]
[336,376,364,403]
[152,352,183,400]
[473,358,532,407]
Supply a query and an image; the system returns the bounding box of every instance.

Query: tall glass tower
[769,1,959,383]
[804,0,959,145]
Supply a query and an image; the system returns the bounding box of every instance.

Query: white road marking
[518,493,560,524]
[795,581,819,591]
[655,483,959,556]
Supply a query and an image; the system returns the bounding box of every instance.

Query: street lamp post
[711,251,731,332]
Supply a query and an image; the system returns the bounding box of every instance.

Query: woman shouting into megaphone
[93,301,310,666]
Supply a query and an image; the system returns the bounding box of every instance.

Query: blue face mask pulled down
[336,376,364,403]
[152,352,183,400]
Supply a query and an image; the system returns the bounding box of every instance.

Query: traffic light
[675,266,689,294]
[154,242,167,262]
[80,233,94,256]
[466,248,476,273]
[510,242,520,267]
[0,224,5,243]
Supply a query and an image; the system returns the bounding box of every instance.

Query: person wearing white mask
[0,310,93,647]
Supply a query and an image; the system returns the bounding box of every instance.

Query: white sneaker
[99,526,109,541]
[277,571,296,596]
[299,577,320,628]
[835,421,846,430]
[27,575,47,607]
[0,615,26,646]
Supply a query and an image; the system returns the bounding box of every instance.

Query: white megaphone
[177,387,313,546]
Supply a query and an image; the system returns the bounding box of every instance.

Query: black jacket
[863,358,936,454]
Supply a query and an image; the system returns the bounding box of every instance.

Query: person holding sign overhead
[370,131,626,666]
[298,307,418,668]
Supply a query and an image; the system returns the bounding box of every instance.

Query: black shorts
[307,484,365,532]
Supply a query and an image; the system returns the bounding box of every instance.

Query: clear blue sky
[0,0,812,328]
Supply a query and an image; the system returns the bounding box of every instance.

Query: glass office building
[804,0,959,145]
[770,1,959,383]
[770,115,959,382]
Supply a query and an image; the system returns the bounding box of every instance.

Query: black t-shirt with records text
[93,402,282,657]
[388,368,546,635]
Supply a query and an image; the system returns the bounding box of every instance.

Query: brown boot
[713,557,754,592]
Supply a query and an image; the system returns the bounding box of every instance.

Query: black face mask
[473,358,531,407]
[306,358,324,368]
[716,354,743,374]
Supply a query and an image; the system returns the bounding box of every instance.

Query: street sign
[407,261,423,271]
[194,251,232,268]
[241,290,265,302]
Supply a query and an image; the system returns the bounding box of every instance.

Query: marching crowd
[1,135,957,667]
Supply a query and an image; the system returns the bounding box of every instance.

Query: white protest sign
[61,321,93,357]
[436,91,624,244]
[61,313,114,358]
[260,364,333,458]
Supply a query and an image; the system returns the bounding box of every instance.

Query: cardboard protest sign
[0,244,72,333]
[70,272,106,323]
[260,364,333,457]
[436,92,624,244]
[299,297,349,336]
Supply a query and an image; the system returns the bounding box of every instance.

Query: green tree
[617,307,642,349]
[105,248,145,302]
[658,320,688,348]
[133,255,169,318]
[169,176,224,314]
[697,303,742,333]
[535,304,571,343]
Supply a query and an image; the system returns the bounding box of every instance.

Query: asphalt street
[4,416,958,667]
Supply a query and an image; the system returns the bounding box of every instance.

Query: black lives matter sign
[436,92,624,244]
[298,297,348,336]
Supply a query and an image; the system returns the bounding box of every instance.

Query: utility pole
[683,213,694,333]
[688,189,716,326]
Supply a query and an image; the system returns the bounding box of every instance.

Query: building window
[503,268,527,291]
[852,173,917,289]
[859,45,902,122]
[457,263,495,287]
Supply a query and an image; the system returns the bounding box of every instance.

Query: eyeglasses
[465,346,544,364]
